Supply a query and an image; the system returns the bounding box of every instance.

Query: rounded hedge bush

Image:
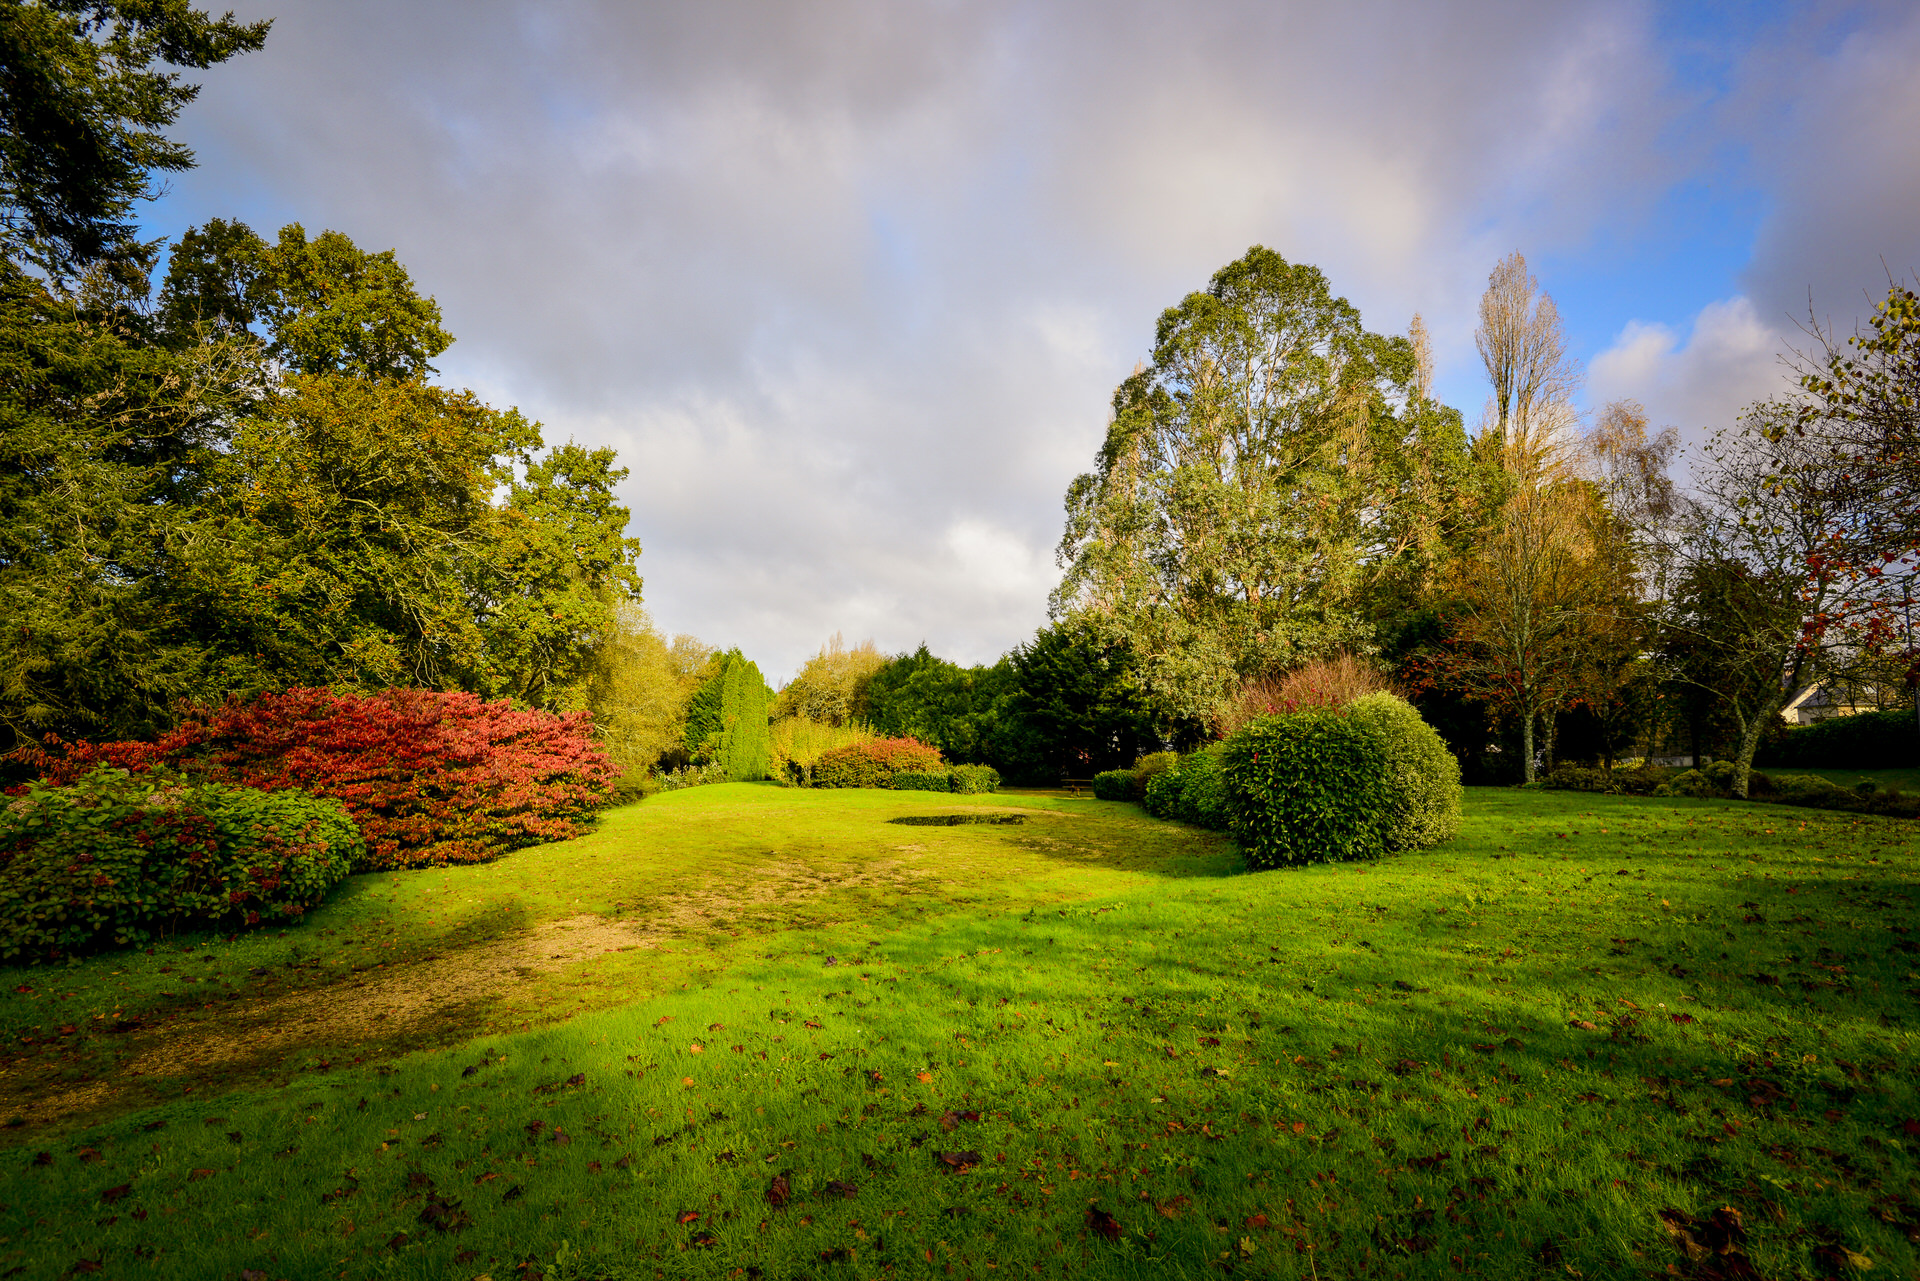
[1142,768,1184,818]
[892,770,951,792]
[1221,708,1391,868]
[1345,693,1463,851]
[813,737,943,788]
[1091,770,1136,801]
[1172,747,1231,831]
[0,768,361,962]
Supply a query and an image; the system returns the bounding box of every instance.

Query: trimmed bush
[1666,769,1714,799]
[0,768,359,962]
[1091,770,1136,802]
[1142,768,1184,819]
[812,737,944,789]
[1222,709,1391,868]
[949,764,1000,795]
[1541,764,1615,793]
[892,770,951,792]
[15,688,616,871]
[1760,709,1918,770]
[1346,693,1463,851]
[1173,749,1232,831]
[1769,773,1851,808]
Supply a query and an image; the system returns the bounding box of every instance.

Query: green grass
[2,785,1918,1279]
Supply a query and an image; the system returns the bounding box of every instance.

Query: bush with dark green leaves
[1142,768,1184,818]
[1173,748,1232,831]
[1221,709,1391,869]
[1346,693,1462,850]
[1091,770,1136,802]
[0,768,360,962]
[949,764,1000,795]
[1760,708,1918,770]
[891,770,950,793]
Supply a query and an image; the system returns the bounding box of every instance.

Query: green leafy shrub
[1541,764,1616,793]
[1666,769,1713,798]
[812,737,944,789]
[1142,768,1184,819]
[891,770,950,792]
[1346,694,1462,850]
[1091,770,1136,802]
[0,768,359,962]
[1222,709,1390,869]
[1173,749,1232,830]
[1768,773,1851,808]
[1760,709,1918,769]
[1704,760,1737,791]
[949,764,1000,795]
[1611,765,1674,796]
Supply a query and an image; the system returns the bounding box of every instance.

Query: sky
[145,0,1920,682]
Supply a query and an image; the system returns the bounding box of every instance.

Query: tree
[1005,618,1157,776]
[775,633,885,726]
[865,644,1017,765]
[1053,245,1427,724]
[159,219,453,379]
[1666,405,1867,796]
[684,649,772,780]
[586,605,712,777]
[1448,485,1602,781]
[1474,251,1581,480]
[0,0,269,275]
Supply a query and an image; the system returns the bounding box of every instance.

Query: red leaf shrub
[812,737,944,789]
[15,689,617,871]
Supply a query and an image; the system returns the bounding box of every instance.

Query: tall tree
[0,1,268,275]
[1474,251,1580,480]
[1053,245,1427,724]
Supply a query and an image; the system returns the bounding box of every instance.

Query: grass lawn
[1,784,1917,1279]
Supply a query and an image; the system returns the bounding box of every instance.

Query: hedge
[1222,708,1391,868]
[949,764,1000,795]
[14,688,616,871]
[812,737,944,789]
[1091,770,1136,802]
[0,768,359,962]
[1759,709,1919,770]
[892,770,951,792]
[1346,693,1463,850]
[1172,748,1231,831]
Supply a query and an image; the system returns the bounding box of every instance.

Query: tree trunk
[1522,709,1536,783]
[1731,690,1789,800]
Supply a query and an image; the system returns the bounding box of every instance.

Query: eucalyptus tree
[1053,245,1457,723]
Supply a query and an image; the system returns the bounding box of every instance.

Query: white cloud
[1588,296,1788,449]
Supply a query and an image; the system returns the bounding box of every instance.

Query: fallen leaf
[677,1210,701,1225]
[187,1168,214,1182]
[1245,1213,1270,1230]
[99,1184,131,1203]
[825,1179,858,1199]
[937,1150,983,1172]
[1570,1020,1598,1032]
[767,1175,791,1208]
[917,1071,933,1083]
[1671,1013,1695,1024]
[1085,1206,1123,1240]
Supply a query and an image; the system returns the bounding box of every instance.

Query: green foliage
[0,2,269,275]
[682,651,772,781]
[1090,769,1136,802]
[159,219,452,379]
[1006,619,1158,778]
[890,770,951,793]
[1142,767,1184,818]
[1346,692,1463,850]
[1222,709,1391,869]
[1761,709,1919,770]
[0,767,357,961]
[812,738,943,789]
[865,645,1020,766]
[1053,245,1453,723]
[768,717,875,787]
[1172,747,1232,830]
[947,764,1000,795]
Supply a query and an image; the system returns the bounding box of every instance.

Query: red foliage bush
[15,688,617,871]
[812,737,944,789]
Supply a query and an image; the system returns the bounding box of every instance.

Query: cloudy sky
[147,0,1920,681]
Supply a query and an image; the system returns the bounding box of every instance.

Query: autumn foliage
[13,688,618,871]
[811,737,944,789]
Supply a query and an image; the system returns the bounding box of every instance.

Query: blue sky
[145,0,1920,680]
